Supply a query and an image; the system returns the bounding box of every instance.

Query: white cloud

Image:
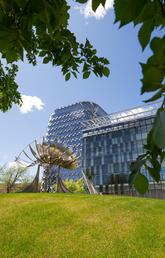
[20,95,45,114]
[8,160,30,168]
[74,0,114,20]
[8,161,20,168]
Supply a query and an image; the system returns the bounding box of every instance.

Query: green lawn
[0,193,165,258]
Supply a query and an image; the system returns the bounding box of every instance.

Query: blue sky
[0,0,162,175]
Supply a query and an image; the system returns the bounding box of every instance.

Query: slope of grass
[0,193,165,258]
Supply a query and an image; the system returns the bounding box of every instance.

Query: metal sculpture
[82,172,98,194]
[15,138,80,193]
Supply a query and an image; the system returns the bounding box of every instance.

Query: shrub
[53,178,86,193]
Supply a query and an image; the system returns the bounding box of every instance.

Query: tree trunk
[6,183,11,193]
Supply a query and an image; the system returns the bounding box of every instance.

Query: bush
[53,178,86,193]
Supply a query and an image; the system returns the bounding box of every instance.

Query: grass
[0,193,165,258]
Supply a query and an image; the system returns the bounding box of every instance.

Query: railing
[82,101,161,131]
[95,181,165,199]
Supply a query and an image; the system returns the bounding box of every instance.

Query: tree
[0,0,110,112]
[76,0,165,194]
[0,165,28,193]
[113,0,165,195]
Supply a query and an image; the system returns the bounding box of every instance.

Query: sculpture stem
[44,167,48,192]
[57,166,60,192]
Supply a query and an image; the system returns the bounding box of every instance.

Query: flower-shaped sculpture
[15,138,80,193]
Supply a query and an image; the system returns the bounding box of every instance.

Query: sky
[0,0,163,175]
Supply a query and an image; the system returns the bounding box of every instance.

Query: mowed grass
[0,194,165,258]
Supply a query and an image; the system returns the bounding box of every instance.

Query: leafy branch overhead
[129,124,165,195]
[112,0,165,194]
[80,0,165,102]
[0,0,110,112]
[114,0,165,195]
[115,0,165,102]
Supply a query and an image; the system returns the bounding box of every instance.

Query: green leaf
[146,129,154,150]
[0,63,21,112]
[114,0,146,27]
[153,109,165,149]
[83,71,91,79]
[145,86,165,103]
[92,0,101,12]
[143,144,149,151]
[72,71,77,79]
[83,62,90,72]
[94,0,106,8]
[145,164,160,183]
[128,169,139,187]
[147,154,161,172]
[134,173,149,195]
[103,58,110,65]
[101,0,106,8]
[92,49,97,55]
[5,49,19,63]
[85,39,93,49]
[160,151,165,163]
[129,155,146,187]
[130,156,146,173]
[65,73,71,81]
[150,37,165,60]
[138,21,154,50]
[43,56,50,64]
[141,65,163,93]
[103,67,110,77]
[134,2,154,26]
[39,51,46,57]
[75,0,88,3]
[141,36,165,94]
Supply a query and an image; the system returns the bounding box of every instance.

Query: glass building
[82,102,165,185]
[46,101,107,187]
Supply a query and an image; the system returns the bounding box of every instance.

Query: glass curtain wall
[82,114,165,185]
[45,102,107,188]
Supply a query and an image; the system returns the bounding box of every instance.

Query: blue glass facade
[82,102,165,185]
[46,102,107,186]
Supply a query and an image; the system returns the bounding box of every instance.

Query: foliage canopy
[0,0,110,112]
[113,0,165,195]
[0,165,28,193]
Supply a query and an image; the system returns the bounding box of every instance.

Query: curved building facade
[46,101,107,186]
